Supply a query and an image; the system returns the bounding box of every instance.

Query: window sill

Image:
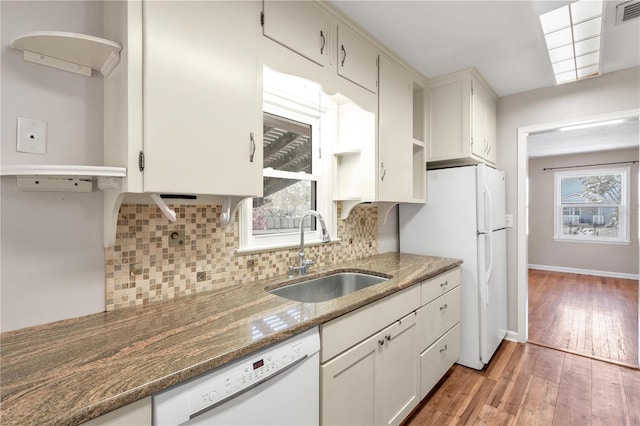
[236,238,341,255]
[553,237,631,245]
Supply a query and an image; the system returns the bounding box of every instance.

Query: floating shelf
[1,165,126,192]
[10,31,122,77]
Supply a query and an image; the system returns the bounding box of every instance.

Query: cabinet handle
[486,144,492,155]
[378,339,385,346]
[341,45,347,67]
[249,133,256,163]
[440,303,448,311]
[440,344,448,353]
[380,162,386,181]
[440,280,448,288]
[385,334,391,341]
[320,30,326,55]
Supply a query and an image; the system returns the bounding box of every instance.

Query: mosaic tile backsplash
[105,203,379,310]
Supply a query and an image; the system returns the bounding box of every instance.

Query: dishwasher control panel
[188,339,306,416]
[153,326,320,425]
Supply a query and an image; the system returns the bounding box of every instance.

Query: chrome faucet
[288,210,331,278]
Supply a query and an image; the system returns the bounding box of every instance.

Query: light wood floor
[528,269,638,367]
[405,340,640,425]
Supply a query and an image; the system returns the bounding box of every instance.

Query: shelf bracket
[340,200,363,220]
[150,194,177,222]
[104,191,126,247]
[372,202,398,226]
[220,196,246,226]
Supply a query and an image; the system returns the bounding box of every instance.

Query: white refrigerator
[399,164,507,370]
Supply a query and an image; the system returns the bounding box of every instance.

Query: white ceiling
[328,0,640,97]
[527,119,639,157]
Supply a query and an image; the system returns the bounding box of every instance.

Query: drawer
[421,267,460,306]
[419,323,460,400]
[321,285,420,362]
[416,286,461,351]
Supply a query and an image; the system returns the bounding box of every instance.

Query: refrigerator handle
[486,233,494,287]
[482,183,493,233]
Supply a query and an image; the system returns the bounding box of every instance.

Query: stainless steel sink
[268,272,388,303]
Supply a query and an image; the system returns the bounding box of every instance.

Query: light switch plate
[17,117,47,154]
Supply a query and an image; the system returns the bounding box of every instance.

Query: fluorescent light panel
[539,0,603,85]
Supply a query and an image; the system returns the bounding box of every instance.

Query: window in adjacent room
[554,167,630,243]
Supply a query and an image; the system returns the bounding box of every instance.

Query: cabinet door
[378,55,412,202]
[143,1,261,196]
[337,24,378,93]
[471,78,489,161]
[427,77,471,162]
[321,333,378,426]
[485,93,497,165]
[377,313,419,426]
[262,1,331,67]
[416,286,461,352]
[419,323,461,399]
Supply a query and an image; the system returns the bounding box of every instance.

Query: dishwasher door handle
[189,354,309,420]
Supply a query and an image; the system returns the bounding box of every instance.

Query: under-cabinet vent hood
[616,0,640,24]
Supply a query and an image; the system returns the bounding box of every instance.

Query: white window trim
[238,71,336,253]
[553,167,631,244]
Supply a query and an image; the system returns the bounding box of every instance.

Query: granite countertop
[0,252,461,425]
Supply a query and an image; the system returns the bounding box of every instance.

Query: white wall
[1,1,106,331]
[497,66,640,333]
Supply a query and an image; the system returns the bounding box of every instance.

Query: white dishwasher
[153,326,320,426]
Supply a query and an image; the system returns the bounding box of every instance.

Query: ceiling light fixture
[539,0,604,85]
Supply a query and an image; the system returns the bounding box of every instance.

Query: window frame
[553,167,631,244]
[238,69,336,253]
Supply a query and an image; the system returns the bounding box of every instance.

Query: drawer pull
[378,339,385,346]
[440,344,448,353]
[440,280,448,288]
[440,304,448,311]
[385,334,391,341]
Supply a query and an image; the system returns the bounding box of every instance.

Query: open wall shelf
[10,31,122,77]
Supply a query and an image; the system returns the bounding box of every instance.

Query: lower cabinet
[416,268,462,399]
[321,312,418,426]
[319,268,462,425]
[419,324,461,399]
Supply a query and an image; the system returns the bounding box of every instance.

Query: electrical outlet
[17,117,47,154]
[169,230,185,247]
[505,214,514,228]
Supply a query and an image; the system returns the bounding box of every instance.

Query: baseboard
[504,330,519,343]
[528,264,639,280]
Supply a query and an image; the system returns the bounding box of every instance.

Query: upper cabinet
[103,0,262,245]
[337,24,378,94]
[426,68,497,168]
[378,55,412,202]
[262,1,331,67]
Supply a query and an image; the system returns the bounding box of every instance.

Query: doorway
[517,109,640,366]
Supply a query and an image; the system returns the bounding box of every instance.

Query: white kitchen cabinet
[262,1,331,67]
[427,68,497,168]
[337,24,378,94]
[378,55,412,203]
[103,0,262,245]
[81,397,151,425]
[416,267,461,399]
[321,312,418,426]
[320,286,420,426]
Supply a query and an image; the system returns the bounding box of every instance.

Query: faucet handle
[304,259,313,267]
[288,265,294,278]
